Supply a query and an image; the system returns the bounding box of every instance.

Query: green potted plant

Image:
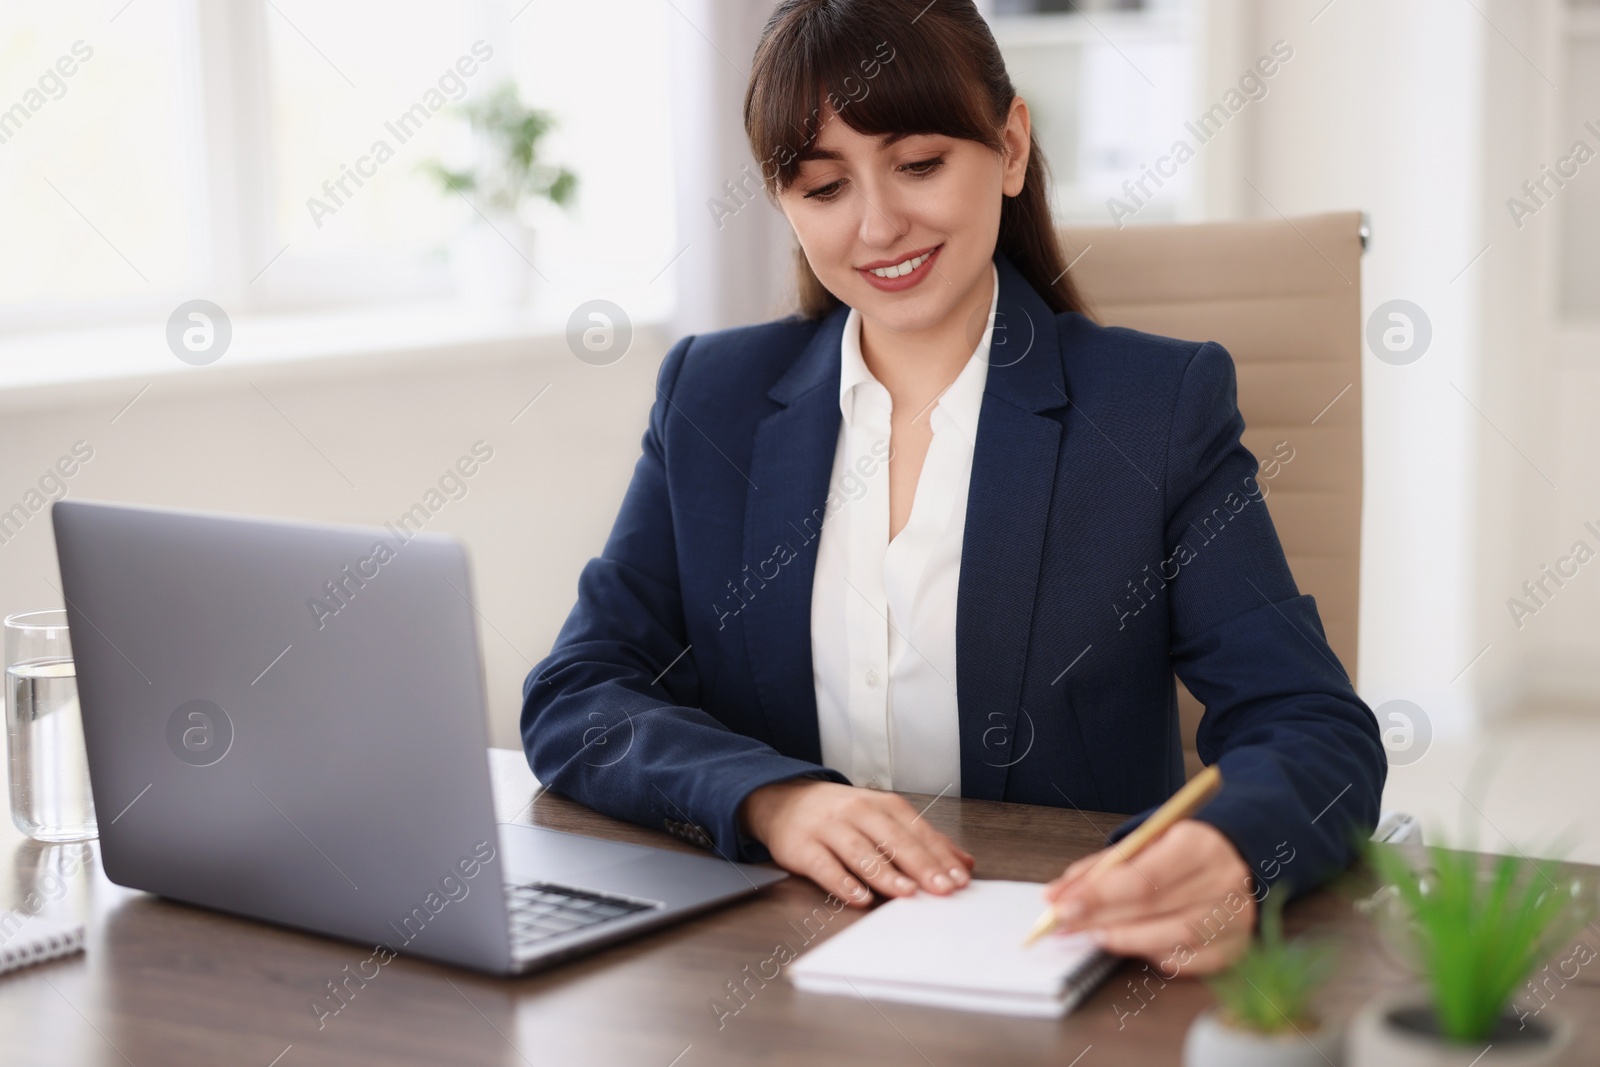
[420,82,577,306]
[1183,885,1340,1067]
[1349,839,1589,1066]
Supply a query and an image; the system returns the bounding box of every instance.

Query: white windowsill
[0,298,670,411]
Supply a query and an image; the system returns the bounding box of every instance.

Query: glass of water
[5,609,97,842]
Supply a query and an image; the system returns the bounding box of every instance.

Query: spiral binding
[0,920,85,976]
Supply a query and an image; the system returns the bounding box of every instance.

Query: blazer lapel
[957,254,1068,800]
[740,308,847,764]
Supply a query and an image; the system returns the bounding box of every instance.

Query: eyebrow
[792,131,915,164]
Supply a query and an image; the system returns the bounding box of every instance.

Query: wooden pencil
[1021,763,1224,947]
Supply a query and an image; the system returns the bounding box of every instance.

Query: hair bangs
[745,7,1001,196]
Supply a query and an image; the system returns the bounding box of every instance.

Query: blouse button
[865,669,880,688]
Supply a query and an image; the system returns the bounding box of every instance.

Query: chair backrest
[1058,212,1366,779]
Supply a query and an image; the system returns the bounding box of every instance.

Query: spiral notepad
[0,917,86,977]
[790,880,1117,1017]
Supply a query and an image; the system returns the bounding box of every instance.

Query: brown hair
[743,0,1086,321]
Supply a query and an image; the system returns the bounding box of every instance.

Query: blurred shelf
[989,8,1189,47]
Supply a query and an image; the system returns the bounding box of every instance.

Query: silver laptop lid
[52,499,513,973]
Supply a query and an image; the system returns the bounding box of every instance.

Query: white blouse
[810,262,998,795]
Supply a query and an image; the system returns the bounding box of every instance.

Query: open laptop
[52,499,784,975]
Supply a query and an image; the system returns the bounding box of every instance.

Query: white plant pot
[450,214,537,307]
[1347,990,1572,1067]
[1183,1007,1341,1067]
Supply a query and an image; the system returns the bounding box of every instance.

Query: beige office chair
[1059,212,1366,779]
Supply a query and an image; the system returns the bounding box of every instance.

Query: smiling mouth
[864,248,936,278]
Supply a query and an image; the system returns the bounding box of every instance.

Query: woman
[522,0,1384,974]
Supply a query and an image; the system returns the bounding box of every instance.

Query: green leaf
[1366,839,1587,1042]
[1205,885,1335,1034]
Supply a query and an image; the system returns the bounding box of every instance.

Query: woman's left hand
[1041,820,1257,975]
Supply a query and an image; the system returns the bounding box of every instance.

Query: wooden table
[2,749,1597,1066]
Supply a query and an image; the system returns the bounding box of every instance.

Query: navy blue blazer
[522,251,1386,899]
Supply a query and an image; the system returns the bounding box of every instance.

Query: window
[0,0,677,334]
[0,0,194,317]
[257,1,485,308]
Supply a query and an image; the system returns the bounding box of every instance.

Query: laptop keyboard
[505,881,658,949]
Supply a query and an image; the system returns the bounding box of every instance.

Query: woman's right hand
[737,779,976,906]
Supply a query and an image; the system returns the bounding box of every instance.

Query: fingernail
[895,875,915,892]
[1056,900,1084,926]
[931,873,953,891]
[950,866,969,886]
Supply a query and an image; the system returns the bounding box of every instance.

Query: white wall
[0,328,669,749]
[1236,0,1487,737]
[1234,0,1600,730]
[1473,0,1600,716]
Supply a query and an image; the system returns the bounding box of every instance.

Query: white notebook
[789,879,1117,1017]
[0,917,86,978]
